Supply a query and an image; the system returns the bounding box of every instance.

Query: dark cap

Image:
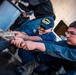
[40,17,54,29]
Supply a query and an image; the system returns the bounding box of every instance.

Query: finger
[21,42,26,47]
[23,46,28,50]
[11,40,15,44]
[20,40,25,46]
[12,31,18,34]
[21,43,28,50]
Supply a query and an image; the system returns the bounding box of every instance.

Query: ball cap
[40,17,54,29]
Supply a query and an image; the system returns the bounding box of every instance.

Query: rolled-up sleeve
[44,42,76,62]
[39,32,56,41]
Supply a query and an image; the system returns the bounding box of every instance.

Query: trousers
[0,38,11,52]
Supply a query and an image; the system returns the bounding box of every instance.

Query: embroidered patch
[42,18,51,25]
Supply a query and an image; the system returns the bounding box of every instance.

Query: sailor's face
[38,27,47,35]
[66,27,76,46]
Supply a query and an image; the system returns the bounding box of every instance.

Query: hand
[23,11,28,18]
[12,31,27,39]
[21,41,37,50]
[12,0,19,4]
[11,37,24,48]
[21,32,28,36]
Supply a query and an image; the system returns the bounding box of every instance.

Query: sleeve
[39,32,56,41]
[28,0,48,6]
[44,42,76,62]
[23,29,33,36]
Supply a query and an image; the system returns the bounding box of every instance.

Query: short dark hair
[69,21,76,28]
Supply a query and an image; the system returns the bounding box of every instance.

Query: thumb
[12,31,19,35]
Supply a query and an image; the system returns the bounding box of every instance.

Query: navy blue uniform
[18,0,56,64]
[18,27,56,64]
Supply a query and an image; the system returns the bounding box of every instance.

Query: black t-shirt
[34,0,55,19]
[21,0,56,19]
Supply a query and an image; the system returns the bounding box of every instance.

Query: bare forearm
[23,36,42,41]
[35,42,46,52]
[21,41,46,52]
